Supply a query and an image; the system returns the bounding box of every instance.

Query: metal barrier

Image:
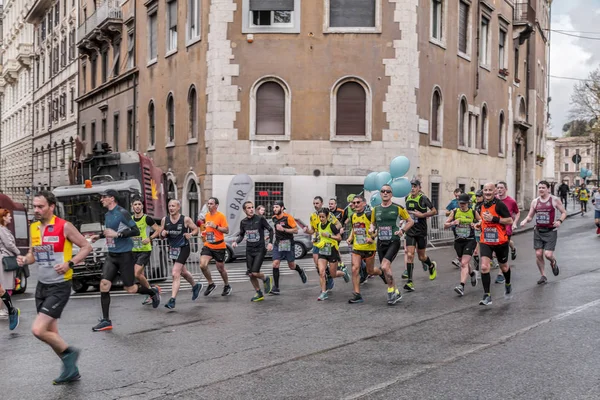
[145,237,205,281]
[427,214,455,247]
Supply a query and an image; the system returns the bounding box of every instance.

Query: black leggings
[581,200,588,212]
[246,249,267,275]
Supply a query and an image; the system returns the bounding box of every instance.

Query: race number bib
[409,212,419,224]
[246,229,260,243]
[278,239,291,252]
[132,236,143,249]
[106,237,116,249]
[456,224,471,239]
[320,243,332,256]
[354,228,367,244]
[536,211,551,225]
[483,227,499,243]
[33,245,55,268]
[169,247,181,260]
[379,226,393,241]
[206,231,216,243]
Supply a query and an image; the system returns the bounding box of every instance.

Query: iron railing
[77,1,123,43]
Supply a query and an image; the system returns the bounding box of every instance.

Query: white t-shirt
[593,192,600,211]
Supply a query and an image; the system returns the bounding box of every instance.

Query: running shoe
[359,274,368,285]
[0,309,8,319]
[452,258,461,268]
[251,292,264,302]
[454,285,465,297]
[165,297,176,309]
[92,318,112,332]
[326,277,335,292]
[428,262,437,280]
[270,287,280,295]
[142,295,152,306]
[151,287,161,309]
[342,265,350,283]
[390,289,402,305]
[401,270,409,279]
[495,274,505,284]
[491,258,500,269]
[511,247,517,260]
[505,283,512,296]
[348,293,364,304]
[479,294,492,306]
[318,292,329,301]
[8,308,20,331]
[204,283,217,296]
[403,282,415,292]
[222,285,233,296]
[192,282,203,300]
[550,259,560,276]
[470,271,477,287]
[264,276,274,294]
[54,348,81,385]
[537,276,548,285]
[299,269,308,284]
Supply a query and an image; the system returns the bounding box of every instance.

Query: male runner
[476,182,514,306]
[270,201,307,294]
[130,197,163,306]
[199,197,231,296]
[446,188,463,268]
[347,195,386,304]
[403,179,438,292]
[444,193,479,296]
[370,184,413,305]
[468,186,477,203]
[17,191,92,384]
[472,190,484,271]
[161,199,202,309]
[232,201,274,301]
[329,198,345,222]
[593,189,600,234]
[557,181,569,208]
[520,181,567,284]
[579,183,590,215]
[91,190,160,331]
[494,181,520,283]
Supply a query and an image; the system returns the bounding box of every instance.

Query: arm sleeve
[262,217,274,244]
[118,208,140,237]
[330,224,340,235]
[287,215,297,229]
[495,201,511,218]
[236,220,246,244]
[423,196,435,210]
[145,216,156,226]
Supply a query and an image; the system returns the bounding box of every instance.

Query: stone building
[554,136,596,187]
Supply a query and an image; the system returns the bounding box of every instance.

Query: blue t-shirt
[104,205,137,253]
[446,199,459,211]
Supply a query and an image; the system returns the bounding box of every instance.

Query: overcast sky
[549,0,600,137]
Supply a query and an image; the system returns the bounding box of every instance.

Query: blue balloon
[580,168,587,178]
[390,156,410,179]
[390,177,412,198]
[587,170,593,177]
[364,172,379,191]
[375,171,392,190]
[370,192,382,207]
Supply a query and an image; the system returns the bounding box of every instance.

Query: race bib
[278,239,291,252]
[320,243,332,256]
[379,226,393,241]
[536,211,551,225]
[206,231,216,243]
[106,237,116,249]
[409,212,419,224]
[456,224,471,239]
[483,227,499,243]
[246,229,260,243]
[169,247,181,260]
[354,228,367,244]
[474,228,482,239]
[33,245,56,268]
[132,236,143,249]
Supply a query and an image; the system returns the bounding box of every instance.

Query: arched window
[336,81,366,136]
[498,111,505,155]
[167,176,177,200]
[431,88,442,143]
[256,81,285,135]
[480,104,487,151]
[167,94,175,144]
[148,101,155,147]
[518,97,526,121]
[187,180,198,219]
[458,97,467,147]
[188,86,198,139]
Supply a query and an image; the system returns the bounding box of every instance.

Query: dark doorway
[335,184,364,210]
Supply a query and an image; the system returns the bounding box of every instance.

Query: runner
[468,186,477,203]
[232,201,274,302]
[16,191,92,384]
[347,195,387,304]
[593,189,600,234]
[472,190,484,271]
[557,181,569,208]
[579,183,590,216]
[160,199,202,309]
[370,184,413,305]
[314,208,350,301]
[403,179,438,292]
[271,200,307,295]
[494,181,521,284]
[520,181,567,284]
[341,195,368,283]
[445,188,463,268]
[90,190,160,331]
[198,197,231,296]
[476,182,514,306]
[130,197,163,306]
[444,193,479,296]
[329,198,345,222]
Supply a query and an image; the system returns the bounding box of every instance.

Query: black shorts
[103,252,136,287]
[352,250,376,260]
[170,245,191,265]
[35,281,71,319]
[377,240,401,262]
[454,239,476,258]
[318,247,341,263]
[201,246,226,263]
[133,251,151,267]
[246,249,267,275]
[479,242,510,264]
[405,235,427,249]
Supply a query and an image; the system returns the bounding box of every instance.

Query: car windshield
[56,192,131,231]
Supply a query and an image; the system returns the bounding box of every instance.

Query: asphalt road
[2,211,599,400]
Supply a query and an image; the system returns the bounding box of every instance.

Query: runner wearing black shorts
[233,201,275,302]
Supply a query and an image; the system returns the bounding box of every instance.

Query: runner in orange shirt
[199,197,231,296]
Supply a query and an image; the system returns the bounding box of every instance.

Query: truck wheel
[13,269,28,294]
[72,280,90,293]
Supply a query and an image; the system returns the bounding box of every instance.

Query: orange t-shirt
[203,211,228,249]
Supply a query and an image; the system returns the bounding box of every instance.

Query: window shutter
[458,2,468,53]
[330,0,376,28]
[169,2,177,29]
[336,82,366,136]
[249,0,294,11]
[256,82,285,135]
[431,92,440,141]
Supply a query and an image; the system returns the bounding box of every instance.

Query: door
[335,184,364,210]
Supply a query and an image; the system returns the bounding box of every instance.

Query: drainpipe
[475,1,481,98]
[132,0,137,151]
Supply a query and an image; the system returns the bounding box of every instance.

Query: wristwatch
[68,261,75,268]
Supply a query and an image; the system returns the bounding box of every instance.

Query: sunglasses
[352,201,362,205]
[380,190,392,194]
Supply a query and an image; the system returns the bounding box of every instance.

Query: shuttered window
[167,95,175,143]
[431,90,441,142]
[458,2,469,54]
[249,0,294,10]
[498,113,504,154]
[148,13,158,61]
[459,99,467,146]
[336,82,366,136]
[256,82,285,135]
[330,0,376,28]
[167,1,178,52]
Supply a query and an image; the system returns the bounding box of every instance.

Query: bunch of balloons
[580,167,593,179]
[363,156,412,207]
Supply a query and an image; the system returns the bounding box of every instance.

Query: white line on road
[343,297,600,400]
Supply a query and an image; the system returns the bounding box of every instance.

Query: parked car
[224,218,312,263]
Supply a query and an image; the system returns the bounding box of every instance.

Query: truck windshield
[56,192,131,231]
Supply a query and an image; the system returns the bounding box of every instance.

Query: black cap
[410,179,421,186]
[99,189,120,201]
[458,193,471,203]
[274,200,285,208]
[475,190,483,197]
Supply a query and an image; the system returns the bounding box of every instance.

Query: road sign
[572,154,582,164]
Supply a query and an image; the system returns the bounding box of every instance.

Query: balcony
[16,44,34,67]
[1,59,20,83]
[78,1,123,49]
[514,1,533,24]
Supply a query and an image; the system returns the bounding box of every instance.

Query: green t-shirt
[371,203,410,242]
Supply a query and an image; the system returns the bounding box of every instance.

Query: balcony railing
[77,1,123,43]
[514,1,531,23]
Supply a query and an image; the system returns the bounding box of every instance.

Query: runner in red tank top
[494,182,521,285]
[520,181,568,284]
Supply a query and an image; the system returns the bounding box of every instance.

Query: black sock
[424,257,432,267]
[460,282,465,288]
[482,272,491,294]
[503,268,511,285]
[295,266,304,275]
[407,263,414,281]
[137,284,155,297]
[61,347,73,356]
[470,270,475,276]
[1,292,14,314]
[101,292,111,320]
[273,268,280,287]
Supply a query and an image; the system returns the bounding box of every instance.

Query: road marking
[343,297,600,400]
